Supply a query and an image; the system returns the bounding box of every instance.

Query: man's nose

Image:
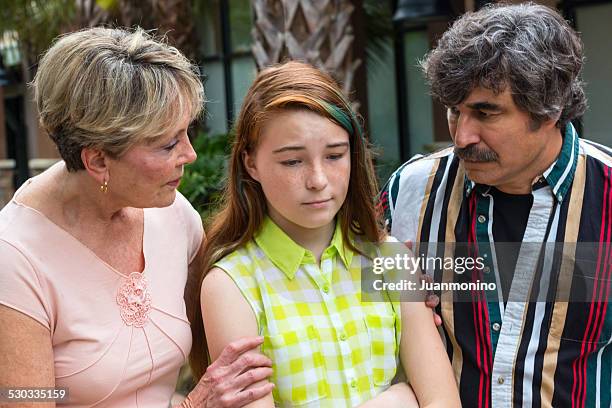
[453,114,481,149]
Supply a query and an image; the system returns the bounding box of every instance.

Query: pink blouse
[0,180,203,407]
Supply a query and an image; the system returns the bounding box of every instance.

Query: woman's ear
[81,147,109,185]
[242,150,260,182]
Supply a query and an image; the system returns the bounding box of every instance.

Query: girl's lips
[302,198,332,208]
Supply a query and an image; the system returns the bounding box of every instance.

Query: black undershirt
[490,187,534,302]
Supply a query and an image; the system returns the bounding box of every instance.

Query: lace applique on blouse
[116,272,152,327]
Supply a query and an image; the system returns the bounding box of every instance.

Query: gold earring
[100,180,108,194]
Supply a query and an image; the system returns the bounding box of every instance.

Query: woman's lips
[166,177,181,187]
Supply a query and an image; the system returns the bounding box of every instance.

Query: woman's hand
[180,337,274,408]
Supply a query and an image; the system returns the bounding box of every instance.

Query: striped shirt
[215,216,401,407]
[380,123,611,407]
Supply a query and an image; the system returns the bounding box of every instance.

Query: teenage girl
[187,61,460,407]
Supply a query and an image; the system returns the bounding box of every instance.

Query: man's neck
[496,127,564,195]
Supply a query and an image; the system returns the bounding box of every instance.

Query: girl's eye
[281,159,301,167]
[328,153,344,160]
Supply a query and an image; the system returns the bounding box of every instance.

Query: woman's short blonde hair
[32,27,205,171]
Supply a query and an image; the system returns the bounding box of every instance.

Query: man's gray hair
[420,2,586,129]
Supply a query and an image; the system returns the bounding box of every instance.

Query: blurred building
[1,0,611,205]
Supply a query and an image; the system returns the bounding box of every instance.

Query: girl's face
[244,109,351,236]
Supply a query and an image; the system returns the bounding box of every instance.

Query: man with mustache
[380,3,611,407]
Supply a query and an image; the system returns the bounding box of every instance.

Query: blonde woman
[0,27,272,407]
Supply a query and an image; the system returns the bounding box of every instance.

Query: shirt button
[492,322,501,332]
[350,379,357,388]
[340,333,347,341]
[483,266,491,273]
[322,285,330,293]
[498,376,505,384]
[478,215,487,224]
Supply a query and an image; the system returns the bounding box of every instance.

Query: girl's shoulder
[216,239,259,261]
[213,239,265,277]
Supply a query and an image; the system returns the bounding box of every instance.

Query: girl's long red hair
[186,61,383,380]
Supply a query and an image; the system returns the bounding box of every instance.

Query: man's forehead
[459,86,513,107]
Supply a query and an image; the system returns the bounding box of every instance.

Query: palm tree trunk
[251,0,361,103]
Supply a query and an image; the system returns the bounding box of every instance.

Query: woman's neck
[26,162,131,228]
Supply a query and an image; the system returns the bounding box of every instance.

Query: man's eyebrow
[466,101,503,111]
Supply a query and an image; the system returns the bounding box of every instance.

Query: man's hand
[181,337,274,408]
[420,274,442,327]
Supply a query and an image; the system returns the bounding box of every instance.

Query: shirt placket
[474,191,504,351]
[490,187,555,407]
[305,252,363,407]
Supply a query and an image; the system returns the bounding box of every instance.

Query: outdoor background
[1,0,611,217]
[1,0,611,397]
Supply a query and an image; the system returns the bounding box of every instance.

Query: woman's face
[106,111,197,208]
[244,109,351,235]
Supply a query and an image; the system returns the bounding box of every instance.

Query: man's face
[448,86,558,192]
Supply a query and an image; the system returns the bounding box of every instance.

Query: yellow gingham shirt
[215,217,401,407]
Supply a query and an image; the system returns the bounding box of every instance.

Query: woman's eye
[164,140,179,151]
[281,159,301,166]
[328,153,344,160]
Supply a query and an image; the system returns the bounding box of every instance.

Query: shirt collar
[254,216,353,280]
[463,122,579,202]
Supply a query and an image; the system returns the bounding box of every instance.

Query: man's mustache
[454,146,499,162]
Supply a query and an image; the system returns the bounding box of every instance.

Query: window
[195,0,257,135]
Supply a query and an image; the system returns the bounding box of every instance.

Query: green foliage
[375,158,403,187]
[179,131,231,221]
[0,0,77,67]
[364,0,394,66]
